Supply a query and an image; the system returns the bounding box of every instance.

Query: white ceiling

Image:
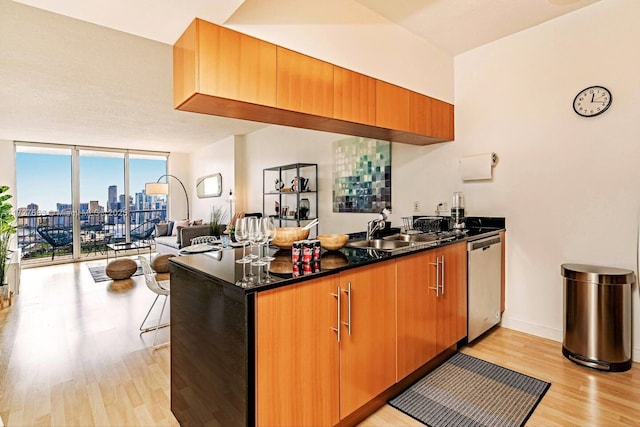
[12,0,600,54]
[4,0,601,153]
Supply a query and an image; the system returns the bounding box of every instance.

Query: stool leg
[140,294,170,333]
[152,295,169,348]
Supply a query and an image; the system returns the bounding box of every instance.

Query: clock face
[573,86,612,117]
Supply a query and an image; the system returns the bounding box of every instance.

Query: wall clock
[573,86,612,117]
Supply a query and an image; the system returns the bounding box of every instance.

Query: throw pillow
[167,220,175,236]
[172,219,189,236]
[190,219,203,226]
[155,223,169,237]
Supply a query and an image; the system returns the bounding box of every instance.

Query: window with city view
[16,143,167,264]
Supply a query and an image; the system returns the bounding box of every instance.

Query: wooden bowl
[317,234,349,251]
[272,227,310,249]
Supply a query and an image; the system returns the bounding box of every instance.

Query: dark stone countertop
[169,216,505,294]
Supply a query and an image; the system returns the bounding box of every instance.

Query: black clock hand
[591,93,594,102]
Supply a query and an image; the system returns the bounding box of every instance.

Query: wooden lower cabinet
[255,261,396,426]
[396,251,438,381]
[255,275,340,427]
[435,242,468,353]
[339,262,396,418]
[396,242,467,382]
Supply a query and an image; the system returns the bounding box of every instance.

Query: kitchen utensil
[302,218,318,230]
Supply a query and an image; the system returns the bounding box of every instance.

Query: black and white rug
[87,262,143,282]
[390,352,550,427]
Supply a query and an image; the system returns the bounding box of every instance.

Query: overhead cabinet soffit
[173,18,454,146]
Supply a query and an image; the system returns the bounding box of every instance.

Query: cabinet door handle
[343,281,352,335]
[331,287,341,342]
[440,256,445,295]
[429,260,440,297]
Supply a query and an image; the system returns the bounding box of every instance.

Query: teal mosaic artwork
[332,137,391,213]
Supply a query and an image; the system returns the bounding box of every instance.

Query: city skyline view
[16,151,167,212]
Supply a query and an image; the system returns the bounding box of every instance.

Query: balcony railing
[18,209,166,265]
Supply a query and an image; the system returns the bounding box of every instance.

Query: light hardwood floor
[1,260,639,426]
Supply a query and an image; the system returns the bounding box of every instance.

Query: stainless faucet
[366,209,390,240]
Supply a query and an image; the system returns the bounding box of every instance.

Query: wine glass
[234,217,251,287]
[250,218,267,267]
[246,217,260,260]
[261,217,277,283]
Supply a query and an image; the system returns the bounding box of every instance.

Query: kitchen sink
[346,239,413,252]
[347,231,459,252]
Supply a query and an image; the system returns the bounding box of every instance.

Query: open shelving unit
[263,163,318,237]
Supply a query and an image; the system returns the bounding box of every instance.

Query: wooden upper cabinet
[409,91,433,136]
[333,67,376,126]
[199,20,276,107]
[408,92,455,141]
[431,98,455,140]
[173,20,198,108]
[174,18,276,108]
[173,19,454,145]
[277,47,334,117]
[375,80,411,132]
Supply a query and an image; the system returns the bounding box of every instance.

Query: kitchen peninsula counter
[169,218,505,426]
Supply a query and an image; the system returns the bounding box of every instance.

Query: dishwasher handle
[468,235,501,251]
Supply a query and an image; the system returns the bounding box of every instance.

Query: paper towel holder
[459,152,498,181]
[460,152,498,164]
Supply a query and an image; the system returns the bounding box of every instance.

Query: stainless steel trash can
[562,263,634,372]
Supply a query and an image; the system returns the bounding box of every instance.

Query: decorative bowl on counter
[317,233,349,251]
[272,227,310,249]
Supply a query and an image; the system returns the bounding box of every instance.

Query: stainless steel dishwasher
[467,234,502,342]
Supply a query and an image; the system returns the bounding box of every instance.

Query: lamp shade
[145,182,169,195]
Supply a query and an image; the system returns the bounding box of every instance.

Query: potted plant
[0,186,17,296]
[209,205,228,237]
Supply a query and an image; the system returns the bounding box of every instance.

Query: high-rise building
[17,204,39,229]
[108,185,117,210]
[88,200,104,226]
[55,203,72,228]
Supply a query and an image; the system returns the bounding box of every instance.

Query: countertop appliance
[452,192,465,229]
[467,233,502,342]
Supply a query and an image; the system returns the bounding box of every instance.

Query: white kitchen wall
[409,0,640,359]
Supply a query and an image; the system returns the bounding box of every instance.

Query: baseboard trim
[501,317,640,363]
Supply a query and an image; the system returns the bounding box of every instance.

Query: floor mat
[390,352,550,427]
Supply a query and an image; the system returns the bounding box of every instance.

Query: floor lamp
[145,174,190,220]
